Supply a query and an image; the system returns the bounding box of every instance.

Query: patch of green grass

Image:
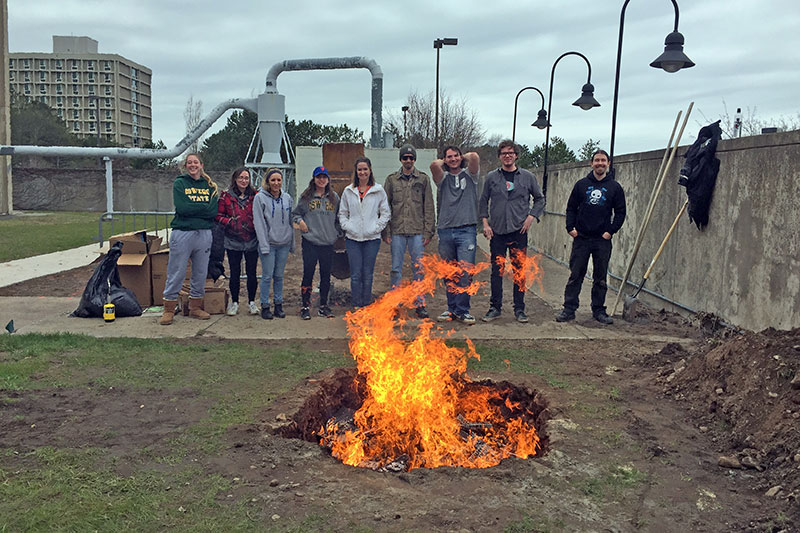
[0,211,144,261]
[0,447,262,532]
[504,514,566,533]
[577,463,648,501]
[463,342,569,387]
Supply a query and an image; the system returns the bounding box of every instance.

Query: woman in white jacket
[339,156,391,308]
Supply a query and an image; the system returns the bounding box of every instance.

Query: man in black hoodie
[555,150,626,324]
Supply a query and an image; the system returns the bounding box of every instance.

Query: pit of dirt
[268,367,550,471]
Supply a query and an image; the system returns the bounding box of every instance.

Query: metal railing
[97,211,174,246]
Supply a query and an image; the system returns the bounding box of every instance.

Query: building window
[105,110,112,119]
[72,84,79,95]
[88,72,95,83]
[38,96,48,104]
[55,59,63,70]
[73,121,80,131]
[105,97,112,107]
[89,122,96,132]
[105,86,112,96]
[23,72,30,82]
[56,108,63,118]
[8,71,13,81]
[39,71,47,82]
[23,83,31,94]
[39,59,47,69]
[9,59,15,69]
[132,103,138,113]
[23,59,30,69]
[56,84,63,95]
[88,98,96,108]
[131,92,137,102]
[56,96,63,107]
[87,60,95,71]
[88,85,96,95]
[132,115,139,124]
[39,84,46,94]
[131,68,138,79]
[103,60,111,71]
[71,59,79,70]
[72,109,79,119]
[56,72,63,82]
[72,97,79,107]
[131,80,137,90]
[88,110,96,120]
[103,73,112,83]
[105,122,113,132]
[72,72,79,82]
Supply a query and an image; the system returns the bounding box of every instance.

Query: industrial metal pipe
[0,97,257,158]
[265,57,384,147]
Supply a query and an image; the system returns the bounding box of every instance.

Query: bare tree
[184,94,203,153]
[384,89,484,150]
[700,100,800,139]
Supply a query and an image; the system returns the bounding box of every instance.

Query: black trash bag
[207,221,226,281]
[71,242,143,318]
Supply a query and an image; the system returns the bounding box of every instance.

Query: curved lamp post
[434,38,458,150]
[609,0,694,165]
[542,51,600,198]
[511,86,549,145]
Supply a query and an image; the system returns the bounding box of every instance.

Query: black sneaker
[456,313,476,325]
[273,303,285,318]
[301,307,311,320]
[594,311,614,325]
[482,307,501,322]
[515,310,529,323]
[261,306,273,320]
[555,309,575,322]
[318,305,334,318]
[415,306,430,319]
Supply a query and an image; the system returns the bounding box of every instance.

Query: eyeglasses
[401,156,415,161]
[499,151,517,156]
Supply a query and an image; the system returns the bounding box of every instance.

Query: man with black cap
[382,144,436,318]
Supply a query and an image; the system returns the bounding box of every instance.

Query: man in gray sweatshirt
[478,139,545,323]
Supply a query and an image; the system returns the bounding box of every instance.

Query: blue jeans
[259,243,290,307]
[390,234,425,306]
[437,225,477,316]
[345,238,381,307]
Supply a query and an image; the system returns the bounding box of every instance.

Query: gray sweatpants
[163,229,212,300]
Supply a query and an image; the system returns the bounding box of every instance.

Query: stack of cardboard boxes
[106,231,228,314]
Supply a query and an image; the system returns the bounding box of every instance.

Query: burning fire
[320,253,544,470]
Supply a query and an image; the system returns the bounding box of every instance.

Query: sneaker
[226,301,239,316]
[273,303,285,318]
[555,309,575,322]
[515,310,529,323]
[482,307,501,322]
[261,306,273,320]
[456,313,476,325]
[437,311,454,322]
[301,307,311,320]
[594,311,614,325]
[248,301,259,315]
[318,305,334,318]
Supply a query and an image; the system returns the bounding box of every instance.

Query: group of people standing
[158,141,626,327]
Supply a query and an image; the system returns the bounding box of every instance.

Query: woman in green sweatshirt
[159,153,220,325]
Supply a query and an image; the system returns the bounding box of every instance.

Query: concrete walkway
[0,234,688,345]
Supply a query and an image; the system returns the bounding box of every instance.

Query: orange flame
[494,248,544,293]
[320,254,541,470]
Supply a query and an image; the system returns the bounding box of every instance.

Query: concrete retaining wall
[535,130,800,331]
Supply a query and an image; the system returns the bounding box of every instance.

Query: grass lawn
[0,333,561,532]
[0,211,165,262]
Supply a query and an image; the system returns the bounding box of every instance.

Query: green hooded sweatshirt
[170,174,219,231]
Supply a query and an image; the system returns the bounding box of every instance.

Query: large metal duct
[265,57,384,148]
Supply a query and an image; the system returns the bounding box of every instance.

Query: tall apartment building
[8,36,152,147]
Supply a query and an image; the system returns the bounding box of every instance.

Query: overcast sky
[8,0,800,156]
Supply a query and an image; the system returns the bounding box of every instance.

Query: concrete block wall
[534,130,800,331]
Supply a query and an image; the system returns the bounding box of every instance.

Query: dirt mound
[655,327,800,515]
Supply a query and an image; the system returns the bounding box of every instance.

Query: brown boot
[160,299,177,325]
[188,297,211,320]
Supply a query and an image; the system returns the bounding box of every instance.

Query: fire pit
[272,254,549,472]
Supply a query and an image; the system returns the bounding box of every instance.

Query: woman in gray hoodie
[253,169,295,319]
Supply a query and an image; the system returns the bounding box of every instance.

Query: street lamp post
[609,0,694,166]
[511,86,549,145]
[542,51,600,199]
[402,105,409,141]
[434,37,457,150]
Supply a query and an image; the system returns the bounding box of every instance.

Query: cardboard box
[106,231,163,308]
[150,249,170,306]
[179,287,228,315]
